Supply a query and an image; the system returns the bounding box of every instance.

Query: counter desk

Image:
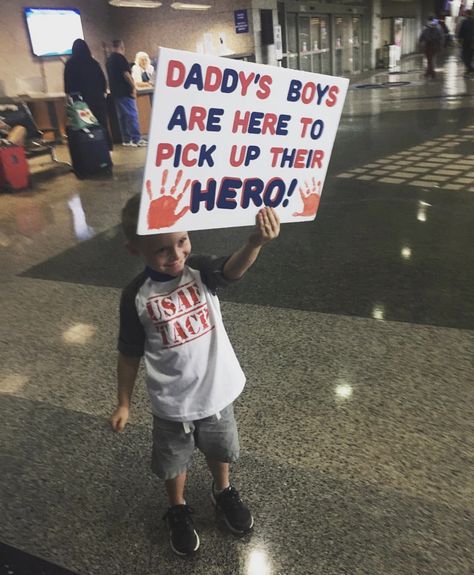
[17,90,154,144]
[136,88,153,136]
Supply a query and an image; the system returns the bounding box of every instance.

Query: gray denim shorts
[151,403,240,480]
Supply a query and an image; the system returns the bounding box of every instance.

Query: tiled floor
[1,53,473,574]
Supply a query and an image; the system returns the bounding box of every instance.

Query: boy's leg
[165,472,187,505]
[151,416,199,555]
[196,405,253,534]
[205,459,230,491]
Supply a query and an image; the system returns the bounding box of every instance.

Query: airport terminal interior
[1,1,474,574]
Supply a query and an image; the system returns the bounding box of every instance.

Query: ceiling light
[171,2,212,10]
[109,0,162,7]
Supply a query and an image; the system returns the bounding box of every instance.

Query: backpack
[66,94,100,131]
[420,26,442,49]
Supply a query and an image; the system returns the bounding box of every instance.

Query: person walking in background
[131,52,154,89]
[457,9,474,77]
[64,39,112,150]
[419,16,443,79]
[106,40,147,147]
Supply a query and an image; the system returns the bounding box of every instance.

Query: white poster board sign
[138,47,348,235]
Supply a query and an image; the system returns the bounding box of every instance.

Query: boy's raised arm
[223,207,280,281]
[110,352,141,432]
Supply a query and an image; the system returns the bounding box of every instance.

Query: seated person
[131,52,154,89]
[0,117,27,146]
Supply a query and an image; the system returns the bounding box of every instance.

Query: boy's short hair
[121,193,141,245]
[112,39,123,49]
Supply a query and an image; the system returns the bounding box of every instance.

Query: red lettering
[256,75,272,100]
[182,143,199,167]
[188,107,207,131]
[158,324,171,346]
[294,149,307,169]
[203,66,222,91]
[146,301,160,322]
[160,297,176,317]
[311,149,324,169]
[238,71,255,96]
[232,110,249,134]
[261,113,277,135]
[177,289,192,312]
[302,83,316,104]
[185,313,202,335]
[172,319,188,343]
[326,85,339,107]
[166,60,185,87]
[299,117,312,138]
[187,284,201,305]
[198,307,211,330]
[270,147,283,168]
[155,143,174,167]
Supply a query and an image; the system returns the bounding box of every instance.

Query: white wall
[0,0,111,96]
[0,0,256,98]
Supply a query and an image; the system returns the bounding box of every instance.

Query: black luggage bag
[66,125,112,179]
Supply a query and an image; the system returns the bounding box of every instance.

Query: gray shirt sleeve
[187,254,238,294]
[117,272,146,357]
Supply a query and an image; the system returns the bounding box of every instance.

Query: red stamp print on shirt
[146,280,214,348]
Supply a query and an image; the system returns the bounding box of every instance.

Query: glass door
[334,15,354,75]
[361,14,371,70]
[299,17,311,72]
[285,12,299,69]
[319,16,331,74]
[352,16,361,73]
[334,16,344,75]
[310,16,331,74]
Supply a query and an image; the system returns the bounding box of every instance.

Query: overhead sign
[138,47,348,235]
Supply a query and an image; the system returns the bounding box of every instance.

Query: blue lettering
[287,79,302,102]
[191,179,216,212]
[316,84,329,105]
[217,178,241,209]
[207,108,224,132]
[199,145,216,166]
[241,178,264,209]
[184,63,204,90]
[222,69,239,93]
[167,105,187,131]
[263,180,285,207]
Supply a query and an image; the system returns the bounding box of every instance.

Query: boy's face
[133,232,191,276]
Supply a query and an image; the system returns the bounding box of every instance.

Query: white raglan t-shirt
[118,255,246,422]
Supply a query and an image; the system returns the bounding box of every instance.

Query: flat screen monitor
[24,7,84,57]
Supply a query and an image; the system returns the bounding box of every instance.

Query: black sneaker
[211,483,254,534]
[163,504,200,556]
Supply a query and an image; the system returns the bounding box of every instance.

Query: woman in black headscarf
[64,39,112,149]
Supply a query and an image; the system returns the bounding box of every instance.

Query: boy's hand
[248,207,280,248]
[110,405,130,432]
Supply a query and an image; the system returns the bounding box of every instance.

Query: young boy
[110,193,280,556]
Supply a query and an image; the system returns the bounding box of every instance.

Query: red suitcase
[0,145,30,192]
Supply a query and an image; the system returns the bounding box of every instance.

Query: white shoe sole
[170,529,200,556]
[210,491,254,535]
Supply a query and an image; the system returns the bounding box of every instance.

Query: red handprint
[147,170,191,230]
[293,178,322,217]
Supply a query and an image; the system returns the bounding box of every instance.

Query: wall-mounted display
[24,8,84,58]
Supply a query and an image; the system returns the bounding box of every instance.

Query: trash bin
[382,44,401,68]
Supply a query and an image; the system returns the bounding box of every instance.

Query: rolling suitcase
[66,125,113,179]
[0,145,30,192]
